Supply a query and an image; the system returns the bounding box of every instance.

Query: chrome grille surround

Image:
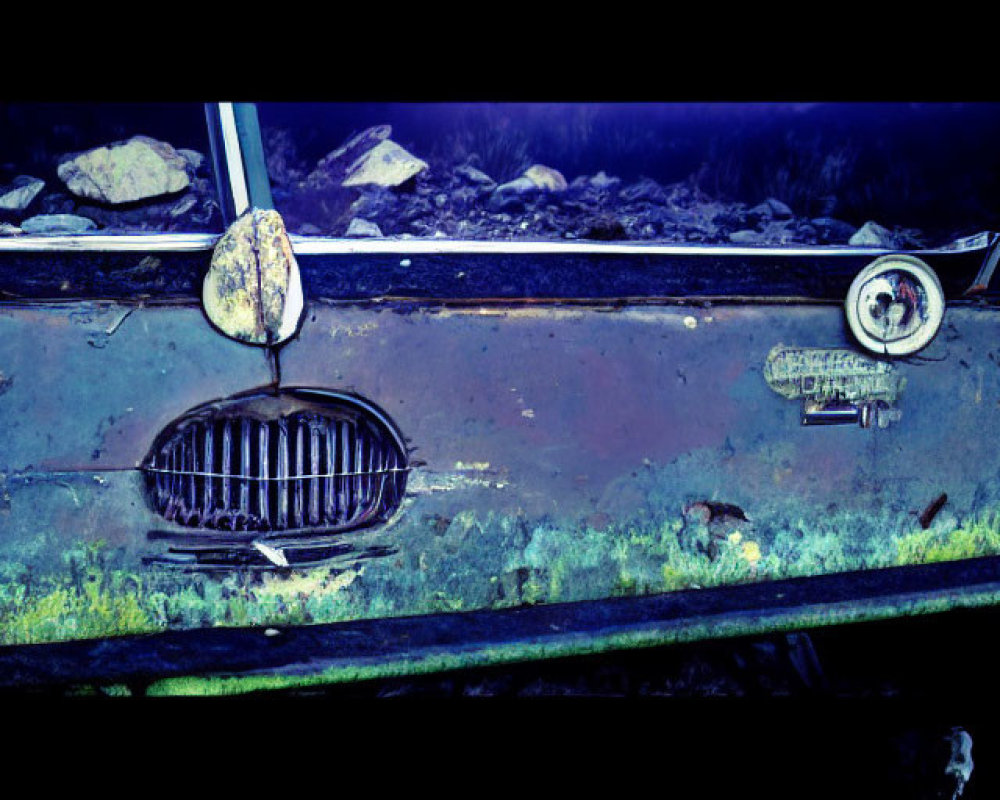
[141,388,409,535]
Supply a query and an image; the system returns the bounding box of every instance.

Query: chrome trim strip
[0,234,220,251]
[286,238,942,257]
[218,102,250,217]
[0,233,993,257]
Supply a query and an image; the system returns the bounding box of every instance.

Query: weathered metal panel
[1,298,998,653]
[0,303,272,472]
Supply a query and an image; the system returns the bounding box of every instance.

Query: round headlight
[845,255,944,356]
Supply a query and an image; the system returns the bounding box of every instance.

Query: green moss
[6,505,1000,651]
[895,510,1000,565]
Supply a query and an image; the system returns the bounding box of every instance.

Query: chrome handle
[801,401,901,429]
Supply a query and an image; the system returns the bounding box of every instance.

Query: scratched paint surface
[1,301,999,645]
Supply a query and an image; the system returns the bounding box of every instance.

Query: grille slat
[339,419,350,523]
[258,421,270,525]
[324,421,336,523]
[203,422,214,516]
[144,390,409,534]
[239,418,251,523]
[294,421,304,528]
[309,419,321,526]
[276,418,289,529]
[221,420,232,511]
[187,427,198,524]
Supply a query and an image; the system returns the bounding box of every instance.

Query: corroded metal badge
[764,345,904,403]
[764,345,905,428]
[203,209,304,346]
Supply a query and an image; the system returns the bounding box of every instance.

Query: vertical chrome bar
[369,443,386,520]
[324,421,336,524]
[352,426,363,523]
[309,419,321,525]
[294,420,304,528]
[203,422,214,515]
[364,436,375,518]
[181,428,193,518]
[258,421,270,525]
[166,445,176,516]
[189,426,199,522]
[339,420,351,522]
[158,448,169,515]
[155,450,165,514]
[276,418,288,528]
[221,419,232,511]
[391,447,402,506]
[240,418,251,521]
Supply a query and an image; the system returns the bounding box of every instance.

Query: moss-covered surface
[4,502,1000,650]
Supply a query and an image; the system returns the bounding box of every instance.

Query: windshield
[256,102,1000,249]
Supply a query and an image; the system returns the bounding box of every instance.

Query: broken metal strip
[970,232,1000,291]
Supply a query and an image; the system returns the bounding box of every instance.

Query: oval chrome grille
[142,389,409,533]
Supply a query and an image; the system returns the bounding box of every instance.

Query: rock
[488,176,537,211]
[345,218,383,238]
[811,217,856,243]
[748,198,792,225]
[578,213,627,241]
[39,192,75,215]
[350,187,400,220]
[168,194,198,218]
[341,140,429,188]
[455,164,496,189]
[20,213,97,234]
[589,171,621,191]
[494,176,537,196]
[729,229,761,244]
[202,209,303,345]
[752,220,798,245]
[764,197,793,218]
[523,164,568,192]
[619,178,667,204]
[0,175,45,211]
[450,186,478,212]
[57,135,190,204]
[177,149,205,174]
[263,128,308,187]
[849,220,895,247]
[315,125,391,181]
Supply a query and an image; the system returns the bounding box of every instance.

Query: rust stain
[919,493,949,529]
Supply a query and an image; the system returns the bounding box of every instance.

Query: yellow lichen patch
[741,541,761,563]
[329,321,378,339]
